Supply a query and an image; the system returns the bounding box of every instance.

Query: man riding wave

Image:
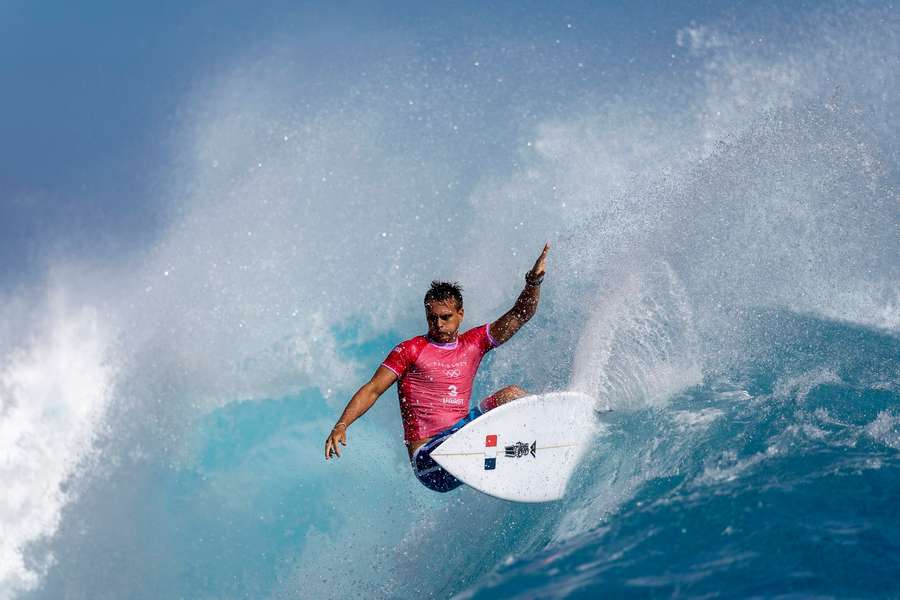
[325,243,550,492]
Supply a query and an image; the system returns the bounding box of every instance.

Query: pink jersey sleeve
[461,323,498,354]
[381,342,413,377]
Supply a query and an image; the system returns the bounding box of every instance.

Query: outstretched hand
[324,424,347,460]
[528,242,550,280]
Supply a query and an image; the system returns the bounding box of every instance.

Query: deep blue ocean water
[2,2,898,599]
[462,315,900,598]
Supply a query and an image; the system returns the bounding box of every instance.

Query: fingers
[324,428,348,460]
[532,242,551,273]
[324,434,343,460]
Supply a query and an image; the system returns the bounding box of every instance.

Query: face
[425,299,464,343]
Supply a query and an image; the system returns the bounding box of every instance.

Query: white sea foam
[773,368,841,403]
[822,281,900,333]
[866,411,900,451]
[672,408,725,430]
[0,293,114,599]
[698,447,780,486]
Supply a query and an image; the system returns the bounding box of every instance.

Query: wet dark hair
[424,280,464,309]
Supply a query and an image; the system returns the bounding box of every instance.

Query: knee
[480,385,528,413]
[499,385,527,399]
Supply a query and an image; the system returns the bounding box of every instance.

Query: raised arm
[489,242,550,346]
[324,366,398,460]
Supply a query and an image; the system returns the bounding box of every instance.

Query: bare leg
[479,385,528,412]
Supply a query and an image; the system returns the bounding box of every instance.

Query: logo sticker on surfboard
[484,436,538,468]
[484,434,497,470]
[505,441,537,458]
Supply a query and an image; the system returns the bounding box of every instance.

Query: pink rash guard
[381,324,498,442]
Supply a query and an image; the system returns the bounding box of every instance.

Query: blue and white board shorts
[411,405,483,493]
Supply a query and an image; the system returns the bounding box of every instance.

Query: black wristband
[525,272,544,286]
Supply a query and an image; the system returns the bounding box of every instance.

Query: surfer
[324,243,550,492]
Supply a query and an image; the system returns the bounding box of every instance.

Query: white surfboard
[430,391,599,502]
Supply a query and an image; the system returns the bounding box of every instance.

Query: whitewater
[1,2,898,598]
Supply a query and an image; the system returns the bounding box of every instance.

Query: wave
[3,2,899,598]
[459,316,900,598]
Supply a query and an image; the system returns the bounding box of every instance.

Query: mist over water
[2,2,898,598]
